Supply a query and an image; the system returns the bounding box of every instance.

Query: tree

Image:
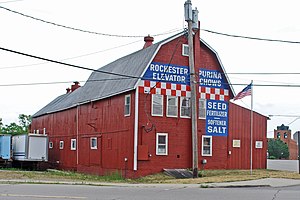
[0,118,2,134]
[1,122,24,135]
[18,114,32,133]
[0,114,32,135]
[268,139,289,159]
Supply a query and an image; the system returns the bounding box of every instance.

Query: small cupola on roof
[143,35,154,49]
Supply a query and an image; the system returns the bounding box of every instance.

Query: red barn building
[31,28,268,178]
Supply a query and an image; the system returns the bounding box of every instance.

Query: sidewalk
[1,178,300,188]
[205,178,300,188]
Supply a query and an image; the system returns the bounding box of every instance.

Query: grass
[0,168,299,184]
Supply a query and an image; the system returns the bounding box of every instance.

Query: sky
[1,0,300,138]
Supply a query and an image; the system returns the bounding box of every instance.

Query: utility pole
[184,0,198,178]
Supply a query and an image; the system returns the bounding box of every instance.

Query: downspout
[76,104,79,166]
[133,88,139,171]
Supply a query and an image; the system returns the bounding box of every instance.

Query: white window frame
[199,99,206,119]
[180,97,191,118]
[90,137,97,150]
[59,141,64,150]
[49,142,53,149]
[202,135,212,156]
[124,94,131,116]
[166,96,178,117]
[156,133,168,155]
[71,139,76,150]
[151,94,163,116]
[182,44,189,56]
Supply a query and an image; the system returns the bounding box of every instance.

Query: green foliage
[268,139,289,159]
[269,156,276,159]
[18,114,32,133]
[198,170,205,177]
[0,114,32,135]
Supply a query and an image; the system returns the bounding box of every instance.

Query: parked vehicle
[12,133,48,162]
[0,134,12,167]
[11,133,48,170]
[0,133,49,169]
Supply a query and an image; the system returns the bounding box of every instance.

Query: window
[202,136,212,156]
[167,96,178,117]
[284,132,288,139]
[90,137,97,149]
[49,142,53,149]
[180,97,191,118]
[156,133,168,155]
[182,44,189,56]
[199,99,206,119]
[71,139,76,150]
[152,94,163,116]
[277,132,281,138]
[59,141,64,150]
[124,94,131,116]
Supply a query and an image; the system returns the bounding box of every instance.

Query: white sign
[255,141,263,149]
[233,140,241,148]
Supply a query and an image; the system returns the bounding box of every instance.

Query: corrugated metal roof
[33,37,163,117]
[33,31,235,118]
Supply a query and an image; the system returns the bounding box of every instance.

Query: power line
[3,45,300,88]
[202,29,300,44]
[0,5,182,38]
[0,46,140,79]
[269,115,300,118]
[0,39,142,70]
[2,5,300,44]
[3,78,300,88]
[0,0,23,4]
[0,78,133,87]
[226,72,300,75]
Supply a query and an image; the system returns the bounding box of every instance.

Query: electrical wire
[226,72,300,75]
[0,0,23,4]
[3,46,300,88]
[0,39,142,70]
[0,5,182,38]
[3,80,300,88]
[0,78,133,87]
[2,5,300,44]
[0,46,140,79]
[201,29,300,44]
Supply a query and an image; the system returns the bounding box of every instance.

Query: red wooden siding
[228,102,267,169]
[31,30,268,178]
[31,93,136,176]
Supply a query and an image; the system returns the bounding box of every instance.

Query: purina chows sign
[199,69,228,89]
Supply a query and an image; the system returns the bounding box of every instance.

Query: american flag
[233,83,252,101]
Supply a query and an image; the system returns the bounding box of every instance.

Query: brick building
[274,124,298,160]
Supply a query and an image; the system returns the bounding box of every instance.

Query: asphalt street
[0,183,300,200]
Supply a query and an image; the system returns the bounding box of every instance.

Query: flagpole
[250,80,253,175]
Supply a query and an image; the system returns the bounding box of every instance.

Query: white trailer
[12,134,48,162]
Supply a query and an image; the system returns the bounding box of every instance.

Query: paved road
[0,183,300,200]
[267,159,299,173]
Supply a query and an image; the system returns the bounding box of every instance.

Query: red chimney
[143,35,154,49]
[71,81,80,92]
[66,88,71,94]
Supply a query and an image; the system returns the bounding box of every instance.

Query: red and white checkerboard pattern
[138,81,229,101]
[139,80,191,97]
[199,86,229,101]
